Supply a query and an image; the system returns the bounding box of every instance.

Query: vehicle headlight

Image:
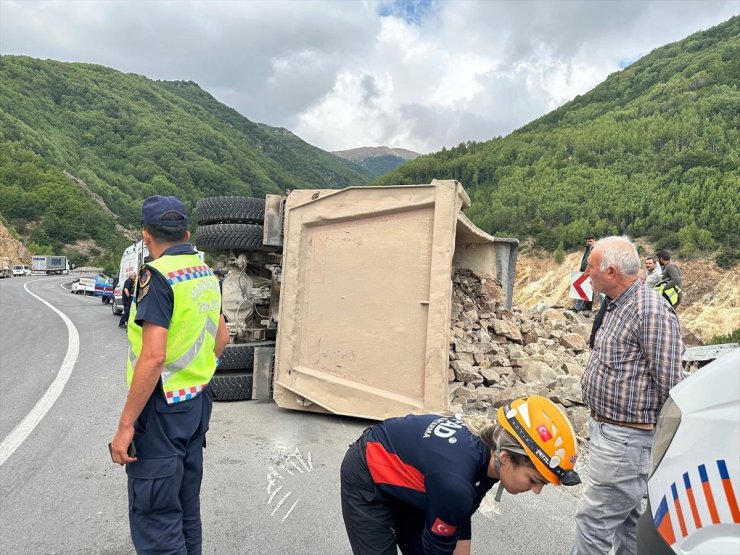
[649,396,682,478]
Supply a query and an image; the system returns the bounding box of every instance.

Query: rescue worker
[340,395,581,555]
[655,250,682,307]
[109,195,229,554]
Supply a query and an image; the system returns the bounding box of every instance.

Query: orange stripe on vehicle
[702,481,720,524]
[683,472,702,529]
[671,484,688,537]
[717,460,740,524]
[722,479,740,523]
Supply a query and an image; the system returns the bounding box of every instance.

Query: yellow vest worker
[109,195,228,555]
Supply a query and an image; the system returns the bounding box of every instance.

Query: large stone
[453,338,476,354]
[456,352,475,365]
[561,362,584,377]
[542,309,566,325]
[475,387,498,404]
[561,333,587,352]
[493,381,549,406]
[480,278,504,301]
[567,406,590,439]
[479,367,501,386]
[492,319,523,344]
[451,360,479,383]
[507,344,526,360]
[450,300,463,320]
[514,360,558,383]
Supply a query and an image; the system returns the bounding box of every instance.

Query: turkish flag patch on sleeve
[431,518,457,536]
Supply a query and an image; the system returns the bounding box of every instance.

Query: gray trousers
[571,417,654,555]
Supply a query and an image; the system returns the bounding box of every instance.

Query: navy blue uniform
[341,414,497,555]
[127,243,213,555]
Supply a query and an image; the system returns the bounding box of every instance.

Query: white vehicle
[31,255,69,275]
[12,265,29,277]
[71,277,96,295]
[637,348,740,554]
[112,241,149,316]
[112,241,204,315]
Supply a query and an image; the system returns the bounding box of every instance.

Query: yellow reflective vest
[653,282,682,307]
[127,252,221,403]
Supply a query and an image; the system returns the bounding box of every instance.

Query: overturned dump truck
[195,180,517,420]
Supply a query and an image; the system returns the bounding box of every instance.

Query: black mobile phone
[108,442,137,460]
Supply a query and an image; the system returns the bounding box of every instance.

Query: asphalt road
[0,276,585,554]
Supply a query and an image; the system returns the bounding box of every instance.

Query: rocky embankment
[0,221,31,264]
[449,270,591,439]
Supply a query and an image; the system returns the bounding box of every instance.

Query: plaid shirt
[582,280,684,424]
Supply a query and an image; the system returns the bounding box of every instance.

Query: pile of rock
[449,270,591,439]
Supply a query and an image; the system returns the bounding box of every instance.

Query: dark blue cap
[141,195,189,228]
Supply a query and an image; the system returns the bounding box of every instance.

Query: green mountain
[332,146,420,179]
[377,16,740,264]
[0,56,372,270]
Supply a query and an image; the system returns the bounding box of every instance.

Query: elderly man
[572,236,683,555]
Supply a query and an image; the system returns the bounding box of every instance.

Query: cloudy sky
[1,1,736,153]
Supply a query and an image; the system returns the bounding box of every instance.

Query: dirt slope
[514,246,739,343]
[0,221,31,264]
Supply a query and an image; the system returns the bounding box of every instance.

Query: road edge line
[0,279,80,466]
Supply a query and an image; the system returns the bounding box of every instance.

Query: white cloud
[0,0,737,153]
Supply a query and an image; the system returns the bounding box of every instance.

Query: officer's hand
[109,425,137,465]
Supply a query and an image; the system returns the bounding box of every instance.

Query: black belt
[591,410,654,431]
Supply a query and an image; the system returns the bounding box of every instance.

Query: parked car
[637,348,740,554]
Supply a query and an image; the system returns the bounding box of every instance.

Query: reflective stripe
[161,318,219,383]
[128,347,138,369]
[127,318,217,383]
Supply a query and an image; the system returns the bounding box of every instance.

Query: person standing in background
[644,257,662,288]
[119,271,136,329]
[571,236,595,313]
[656,250,683,307]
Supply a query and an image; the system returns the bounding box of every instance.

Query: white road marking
[281,500,298,522]
[268,485,283,504]
[271,491,292,516]
[0,279,80,466]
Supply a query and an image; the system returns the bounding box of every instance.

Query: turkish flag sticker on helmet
[536,424,552,442]
[431,518,457,536]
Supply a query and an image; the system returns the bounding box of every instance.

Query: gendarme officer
[110,195,228,554]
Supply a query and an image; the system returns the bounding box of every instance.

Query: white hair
[595,236,641,277]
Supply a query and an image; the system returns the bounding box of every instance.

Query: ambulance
[112,241,148,316]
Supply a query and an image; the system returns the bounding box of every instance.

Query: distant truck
[12,264,31,277]
[0,257,10,278]
[31,255,69,275]
[193,180,519,417]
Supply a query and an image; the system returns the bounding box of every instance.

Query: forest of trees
[377,16,739,266]
[0,57,371,269]
[0,16,737,270]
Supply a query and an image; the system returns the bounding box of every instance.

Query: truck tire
[196,196,265,226]
[195,223,273,253]
[217,343,255,371]
[211,372,253,401]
